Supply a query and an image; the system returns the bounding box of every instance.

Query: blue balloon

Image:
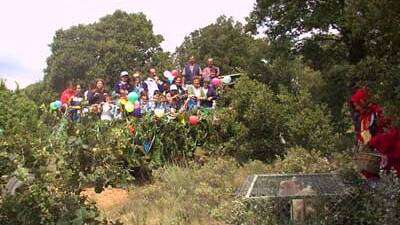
[54,100,62,108]
[168,76,174,84]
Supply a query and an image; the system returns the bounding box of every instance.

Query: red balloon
[128,125,135,135]
[189,115,199,125]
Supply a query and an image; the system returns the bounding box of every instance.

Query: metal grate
[237,173,348,199]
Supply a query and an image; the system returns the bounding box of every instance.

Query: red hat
[351,88,369,105]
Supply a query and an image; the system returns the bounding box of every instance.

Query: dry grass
[83,158,267,225]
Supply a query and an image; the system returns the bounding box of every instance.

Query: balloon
[134,101,141,109]
[168,76,174,84]
[125,102,134,112]
[128,92,139,103]
[164,71,173,78]
[222,75,232,84]
[154,108,165,118]
[50,102,58,110]
[118,98,128,106]
[54,100,62,109]
[128,125,135,135]
[171,70,178,77]
[189,115,199,125]
[211,78,221,87]
[0,128,4,136]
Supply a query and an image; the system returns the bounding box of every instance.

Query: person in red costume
[349,87,390,180]
[369,128,400,176]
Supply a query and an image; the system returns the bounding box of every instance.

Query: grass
[85,157,268,225]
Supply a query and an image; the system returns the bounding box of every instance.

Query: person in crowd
[84,82,94,102]
[101,95,117,121]
[114,71,131,96]
[87,79,107,113]
[202,58,220,80]
[60,81,76,108]
[201,78,218,108]
[68,84,84,121]
[130,72,145,94]
[350,87,390,182]
[140,92,151,113]
[161,82,170,96]
[182,56,201,85]
[173,76,186,95]
[186,77,206,110]
[154,74,164,92]
[144,68,160,101]
[168,84,183,110]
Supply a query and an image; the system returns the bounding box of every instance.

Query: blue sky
[0,0,255,89]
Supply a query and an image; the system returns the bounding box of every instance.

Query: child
[69,84,84,121]
[114,71,131,96]
[140,92,151,114]
[101,95,117,121]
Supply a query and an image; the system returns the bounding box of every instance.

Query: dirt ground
[81,187,130,211]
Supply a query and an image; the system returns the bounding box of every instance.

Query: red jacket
[61,88,76,105]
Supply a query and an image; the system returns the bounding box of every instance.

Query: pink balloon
[134,101,140,109]
[211,78,221,87]
[189,115,199,126]
[171,70,178,77]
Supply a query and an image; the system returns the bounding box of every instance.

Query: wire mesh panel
[236,173,352,224]
[237,173,348,199]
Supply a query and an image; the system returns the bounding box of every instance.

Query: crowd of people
[58,56,226,121]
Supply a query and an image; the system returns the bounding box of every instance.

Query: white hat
[170,84,178,91]
[120,71,129,77]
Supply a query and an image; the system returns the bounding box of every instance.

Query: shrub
[225,75,339,161]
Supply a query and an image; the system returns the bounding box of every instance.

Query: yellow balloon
[125,102,134,112]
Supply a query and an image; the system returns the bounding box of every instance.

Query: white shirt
[101,103,114,121]
[145,77,159,100]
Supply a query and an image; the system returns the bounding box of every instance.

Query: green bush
[225,75,339,161]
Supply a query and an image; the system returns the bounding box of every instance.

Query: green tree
[175,16,269,75]
[247,0,400,124]
[44,10,172,93]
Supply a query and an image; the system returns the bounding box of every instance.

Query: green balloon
[128,92,139,103]
[50,102,58,110]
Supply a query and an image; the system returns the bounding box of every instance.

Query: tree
[247,0,400,124]
[175,16,269,76]
[44,10,172,93]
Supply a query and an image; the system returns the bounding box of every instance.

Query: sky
[0,0,255,89]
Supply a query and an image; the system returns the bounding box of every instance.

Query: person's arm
[114,82,121,94]
[87,91,95,105]
[216,66,220,77]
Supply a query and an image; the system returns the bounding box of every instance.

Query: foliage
[0,88,118,225]
[175,16,269,76]
[44,10,172,93]
[224,150,400,225]
[225,75,338,161]
[247,0,400,125]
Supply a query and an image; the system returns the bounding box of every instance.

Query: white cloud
[0,0,255,89]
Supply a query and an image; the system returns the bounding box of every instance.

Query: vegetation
[1,1,400,224]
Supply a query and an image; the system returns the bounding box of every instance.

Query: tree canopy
[44,10,172,92]
[247,0,400,124]
[175,16,269,76]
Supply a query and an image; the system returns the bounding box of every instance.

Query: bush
[225,75,339,161]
